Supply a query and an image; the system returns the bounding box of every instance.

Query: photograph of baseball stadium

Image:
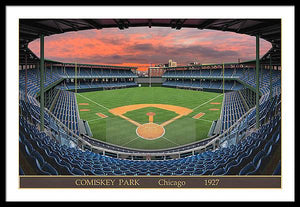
[18,18,282,177]
[5,5,295,202]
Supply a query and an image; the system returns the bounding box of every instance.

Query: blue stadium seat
[224,160,238,175]
[31,150,45,167]
[212,167,226,175]
[239,162,255,175]
[252,151,265,166]
[272,132,281,146]
[272,160,281,175]
[71,167,85,175]
[19,166,25,175]
[35,159,50,175]
[43,163,59,175]
[247,159,262,175]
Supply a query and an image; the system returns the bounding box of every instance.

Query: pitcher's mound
[136,123,165,140]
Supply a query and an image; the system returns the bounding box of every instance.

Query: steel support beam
[40,34,45,131]
[75,62,77,93]
[223,62,225,94]
[269,55,273,99]
[25,54,28,102]
[255,34,260,129]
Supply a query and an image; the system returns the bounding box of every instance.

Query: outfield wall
[137,77,163,84]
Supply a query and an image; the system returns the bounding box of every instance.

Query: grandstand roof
[60,62,137,70]
[42,59,138,69]
[19,19,281,65]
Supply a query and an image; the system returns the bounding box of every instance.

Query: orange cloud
[28,27,272,69]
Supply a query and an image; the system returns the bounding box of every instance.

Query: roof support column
[36,62,39,80]
[269,55,273,100]
[75,62,77,93]
[45,63,47,83]
[149,64,152,87]
[255,34,260,129]
[40,34,45,131]
[25,54,28,102]
[222,62,225,94]
[51,63,53,79]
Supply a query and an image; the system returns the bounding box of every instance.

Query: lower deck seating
[56,81,137,90]
[162,68,281,96]
[163,80,244,91]
[19,109,281,176]
[51,90,79,136]
[220,91,247,132]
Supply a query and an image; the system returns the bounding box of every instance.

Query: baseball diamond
[76,87,223,150]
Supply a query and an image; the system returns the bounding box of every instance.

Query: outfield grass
[76,87,223,150]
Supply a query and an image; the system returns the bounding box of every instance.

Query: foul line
[87,117,104,123]
[197,118,214,123]
[121,136,140,147]
[192,93,223,111]
[118,114,142,127]
[161,114,184,127]
[76,93,110,111]
[161,136,180,146]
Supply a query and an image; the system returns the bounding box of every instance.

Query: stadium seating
[220,91,247,132]
[19,64,281,176]
[162,68,281,96]
[51,90,79,136]
[59,67,138,79]
[163,80,244,91]
[19,102,281,175]
[19,67,138,96]
[19,68,62,97]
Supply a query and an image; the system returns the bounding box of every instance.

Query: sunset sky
[28,26,272,71]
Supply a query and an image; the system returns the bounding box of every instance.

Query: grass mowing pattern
[76,87,223,150]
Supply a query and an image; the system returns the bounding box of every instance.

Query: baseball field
[76,87,224,150]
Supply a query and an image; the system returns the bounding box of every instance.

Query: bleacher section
[162,68,281,95]
[239,68,281,95]
[19,68,62,97]
[220,91,247,132]
[163,80,244,91]
[51,90,80,136]
[19,67,138,96]
[56,81,137,90]
[59,67,137,79]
